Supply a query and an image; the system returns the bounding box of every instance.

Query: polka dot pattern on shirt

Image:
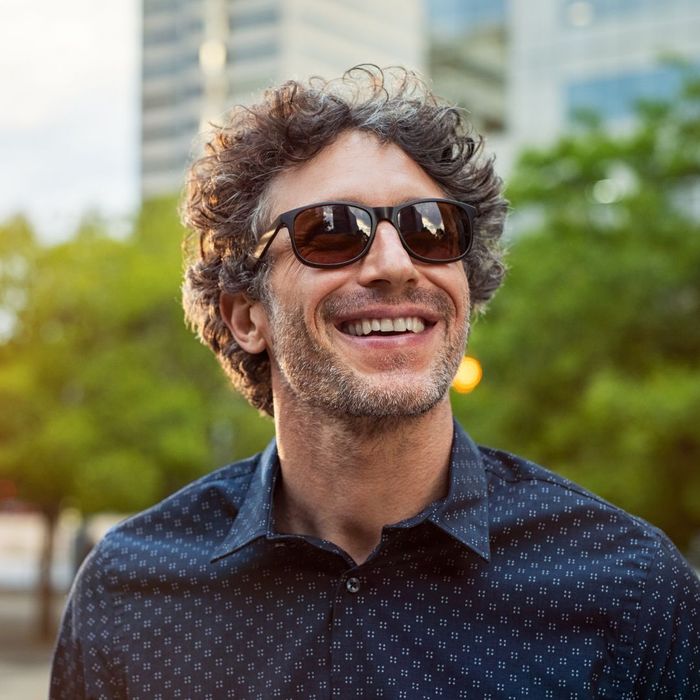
[51,423,700,699]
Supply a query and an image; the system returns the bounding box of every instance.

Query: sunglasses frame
[245,198,478,270]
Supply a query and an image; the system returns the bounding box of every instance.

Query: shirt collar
[211,438,278,562]
[427,422,490,561]
[211,420,490,563]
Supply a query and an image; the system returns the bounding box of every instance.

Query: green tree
[454,70,700,551]
[0,199,273,639]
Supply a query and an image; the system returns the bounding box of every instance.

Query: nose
[355,221,418,289]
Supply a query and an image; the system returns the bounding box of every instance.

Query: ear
[219,292,269,354]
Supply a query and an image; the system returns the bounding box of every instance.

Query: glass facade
[427,0,508,132]
[566,65,689,121]
[229,42,277,63]
[142,117,200,143]
[428,0,506,37]
[562,0,699,26]
[229,5,279,28]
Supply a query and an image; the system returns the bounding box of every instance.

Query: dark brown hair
[181,65,507,416]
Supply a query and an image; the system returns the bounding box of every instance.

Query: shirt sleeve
[49,539,125,699]
[632,531,700,698]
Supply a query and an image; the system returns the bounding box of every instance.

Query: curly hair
[181,65,508,416]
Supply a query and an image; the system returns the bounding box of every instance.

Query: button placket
[330,571,367,697]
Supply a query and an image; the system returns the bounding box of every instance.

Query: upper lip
[332,306,439,327]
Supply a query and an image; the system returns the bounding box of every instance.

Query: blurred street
[0,589,62,700]
[0,511,121,699]
[0,512,68,700]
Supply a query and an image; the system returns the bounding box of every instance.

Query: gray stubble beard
[265,288,470,422]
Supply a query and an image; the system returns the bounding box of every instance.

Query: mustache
[321,287,458,321]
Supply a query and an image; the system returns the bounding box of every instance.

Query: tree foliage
[453,69,700,550]
[0,199,273,520]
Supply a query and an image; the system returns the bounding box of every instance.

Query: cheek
[455,267,471,309]
[429,267,470,315]
[271,266,348,320]
[460,279,471,313]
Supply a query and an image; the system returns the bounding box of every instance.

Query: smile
[341,316,428,336]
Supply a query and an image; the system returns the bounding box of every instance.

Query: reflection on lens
[398,201,468,261]
[295,205,372,265]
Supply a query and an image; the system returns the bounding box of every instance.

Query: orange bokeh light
[452,356,483,394]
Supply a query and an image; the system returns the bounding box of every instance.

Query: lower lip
[335,324,436,349]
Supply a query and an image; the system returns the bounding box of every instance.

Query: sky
[0,0,139,242]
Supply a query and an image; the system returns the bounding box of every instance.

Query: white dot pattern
[50,425,700,698]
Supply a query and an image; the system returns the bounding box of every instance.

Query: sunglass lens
[293,205,372,265]
[397,201,470,261]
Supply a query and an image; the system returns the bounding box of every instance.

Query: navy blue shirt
[51,424,700,699]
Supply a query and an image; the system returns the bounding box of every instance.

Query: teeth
[343,316,427,336]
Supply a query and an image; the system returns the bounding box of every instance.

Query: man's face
[255,130,471,419]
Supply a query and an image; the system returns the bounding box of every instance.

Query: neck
[271,395,454,564]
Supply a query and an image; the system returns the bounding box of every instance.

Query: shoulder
[79,453,261,585]
[479,444,664,541]
[476,443,698,596]
[477,444,700,691]
[111,455,259,533]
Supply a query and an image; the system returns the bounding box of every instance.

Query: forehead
[266,130,447,219]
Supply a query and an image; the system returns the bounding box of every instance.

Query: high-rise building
[140,0,425,198]
[427,0,508,134]
[142,1,700,199]
[509,0,700,149]
[425,0,700,175]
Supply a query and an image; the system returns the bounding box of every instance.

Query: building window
[566,65,687,122]
[142,118,199,142]
[427,0,507,131]
[563,0,696,27]
[428,0,506,37]
[229,4,280,29]
[229,41,277,63]
[143,50,200,80]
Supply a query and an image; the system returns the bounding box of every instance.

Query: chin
[307,371,453,419]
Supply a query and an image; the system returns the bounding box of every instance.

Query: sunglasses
[246,198,477,269]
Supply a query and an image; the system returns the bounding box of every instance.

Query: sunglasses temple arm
[245,225,280,269]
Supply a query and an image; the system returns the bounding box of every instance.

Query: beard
[264,287,470,420]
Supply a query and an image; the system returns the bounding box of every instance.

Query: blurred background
[1,0,699,696]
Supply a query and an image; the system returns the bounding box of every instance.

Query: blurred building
[141,0,425,198]
[427,0,508,135]
[141,0,700,199]
[509,0,700,152]
[425,0,700,174]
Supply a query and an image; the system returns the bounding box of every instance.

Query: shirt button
[345,577,361,594]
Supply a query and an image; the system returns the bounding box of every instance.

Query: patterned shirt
[51,423,700,699]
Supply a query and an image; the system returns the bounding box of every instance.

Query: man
[51,66,699,698]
